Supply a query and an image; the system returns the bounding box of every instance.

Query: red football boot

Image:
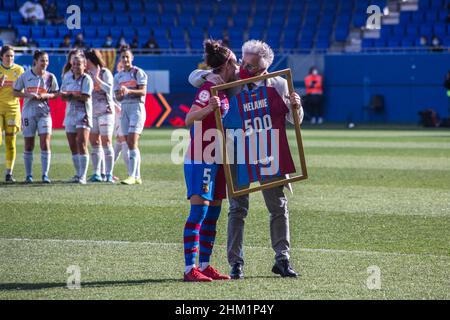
[184,267,213,282]
[200,265,231,280]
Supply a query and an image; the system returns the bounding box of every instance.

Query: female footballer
[182,39,238,282]
[13,50,59,183]
[113,46,147,185]
[60,53,93,184]
[0,45,24,182]
[84,49,115,183]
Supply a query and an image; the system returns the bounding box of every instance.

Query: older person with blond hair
[189,39,304,279]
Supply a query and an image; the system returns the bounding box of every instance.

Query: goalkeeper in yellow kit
[0,45,25,182]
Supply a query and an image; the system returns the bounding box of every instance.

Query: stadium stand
[0,0,448,52]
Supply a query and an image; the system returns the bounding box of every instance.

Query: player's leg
[261,186,298,278]
[123,104,145,184]
[66,115,80,182]
[4,110,20,182]
[99,114,115,183]
[198,166,230,280]
[76,128,90,184]
[22,110,36,183]
[38,114,52,183]
[89,117,103,182]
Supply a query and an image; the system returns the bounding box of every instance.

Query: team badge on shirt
[202,184,209,193]
[198,90,210,103]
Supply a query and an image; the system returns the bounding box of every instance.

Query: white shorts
[114,111,124,137]
[121,103,146,135]
[21,107,52,137]
[65,110,91,133]
[92,113,114,136]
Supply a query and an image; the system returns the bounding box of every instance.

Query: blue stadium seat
[97,1,111,12]
[84,28,97,39]
[361,39,374,48]
[283,38,298,50]
[158,38,171,49]
[142,1,160,13]
[425,11,438,22]
[270,15,285,27]
[130,15,146,26]
[212,15,229,28]
[231,17,249,29]
[16,25,30,38]
[299,39,313,50]
[335,28,348,42]
[160,14,176,27]
[123,27,135,39]
[433,23,446,37]
[136,27,151,40]
[411,12,424,23]
[97,26,110,38]
[430,0,444,8]
[189,37,205,50]
[112,0,126,12]
[57,25,70,37]
[110,26,122,38]
[83,1,95,11]
[91,40,105,49]
[207,27,224,40]
[188,27,204,39]
[401,39,414,47]
[316,40,330,49]
[90,14,102,25]
[352,14,367,27]
[419,24,433,36]
[266,38,280,50]
[3,0,16,11]
[116,14,130,25]
[81,13,89,26]
[194,15,210,28]
[152,27,168,40]
[10,12,22,25]
[392,25,405,37]
[172,39,186,49]
[284,29,299,41]
[128,1,142,12]
[0,12,9,27]
[37,39,53,48]
[406,24,418,37]
[168,27,183,41]
[247,28,264,41]
[145,13,160,25]
[102,14,114,25]
[162,2,178,15]
[374,38,386,47]
[31,26,45,38]
[178,15,193,27]
[387,39,400,47]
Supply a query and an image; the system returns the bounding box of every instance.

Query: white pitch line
[1,238,449,260]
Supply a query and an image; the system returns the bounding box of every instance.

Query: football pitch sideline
[0,128,449,300]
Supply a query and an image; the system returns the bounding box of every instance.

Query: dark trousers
[307,94,324,118]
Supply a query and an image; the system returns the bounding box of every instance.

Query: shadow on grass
[0,180,120,188]
[0,278,182,291]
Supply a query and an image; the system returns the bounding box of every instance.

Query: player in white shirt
[13,50,59,183]
[84,49,116,183]
[113,47,147,185]
[60,54,94,184]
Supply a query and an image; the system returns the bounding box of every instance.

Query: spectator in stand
[73,33,87,49]
[102,36,114,48]
[116,37,129,50]
[304,66,324,124]
[19,0,45,25]
[419,35,428,47]
[143,34,160,54]
[130,36,139,50]
[16,36,29,48]
[444,71,450,116]
[39,0,64,25]
[431,36,443,53]
[59,35,71,48]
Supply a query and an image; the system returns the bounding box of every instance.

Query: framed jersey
[211,68,308,197]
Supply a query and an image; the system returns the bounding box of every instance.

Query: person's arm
[39,74,59,100]
[188,69,211,88]
[95,69,113,94]
[185,96,220,127]
[122,69,147,97]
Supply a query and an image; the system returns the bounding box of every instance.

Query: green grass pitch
[0,128,449,299]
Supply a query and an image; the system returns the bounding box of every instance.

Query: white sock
[91,146,102,176]
[41,151,51,177]
[128,149,138,177]
[135,148,141,179]
[78,154,89,180]
[114,141,122,162]
[121,142,129,173]
[104,145,114,176]
[72,154,80,177]
[100,148,106,177]
[24,151,33,177]
[199,262,209,271]
[185,265,195,274]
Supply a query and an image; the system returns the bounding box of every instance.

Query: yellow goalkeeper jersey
[0,63,25,112]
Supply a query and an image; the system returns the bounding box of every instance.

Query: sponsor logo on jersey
[198,90,210,103]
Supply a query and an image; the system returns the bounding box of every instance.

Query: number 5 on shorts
[203,168,211,185]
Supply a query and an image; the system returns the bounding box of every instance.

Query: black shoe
[272,260,298,278]
[5,174,16,183]
[230,263,244,280]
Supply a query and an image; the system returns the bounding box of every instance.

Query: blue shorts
[184,162,226,201]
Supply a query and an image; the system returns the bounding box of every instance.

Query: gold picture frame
[211,68,308,197]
